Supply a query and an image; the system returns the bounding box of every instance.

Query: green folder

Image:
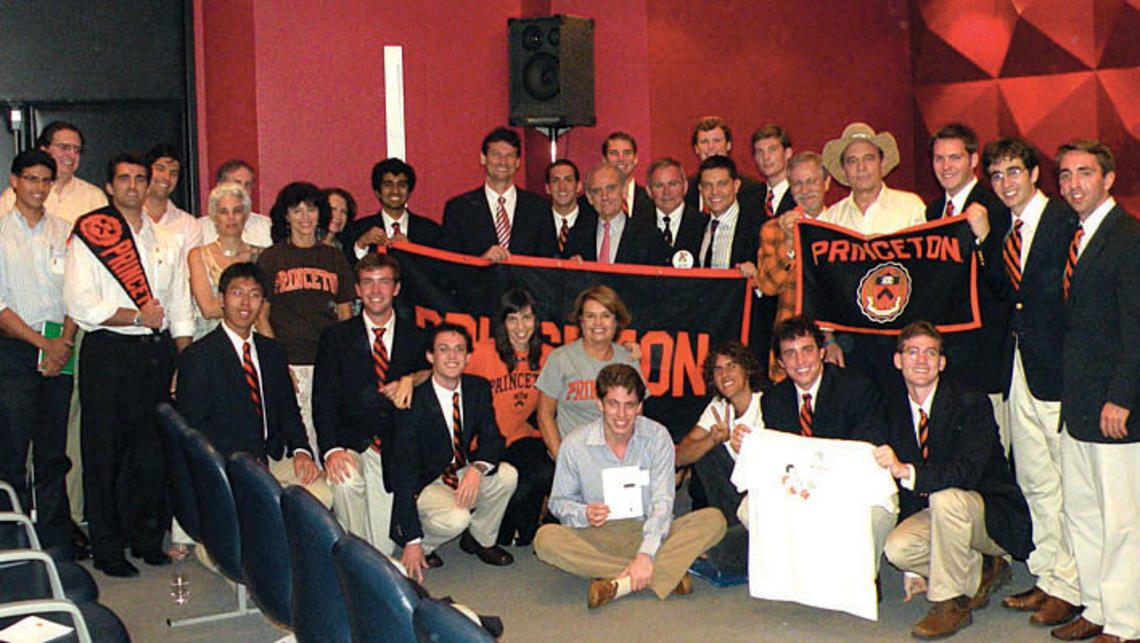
[39,321,75,376]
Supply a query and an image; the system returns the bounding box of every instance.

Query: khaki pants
[330,448,396,555]
[416,463,517,552]
[268,455,333,507]
[884,488,1005,601]
[534,507,726,599]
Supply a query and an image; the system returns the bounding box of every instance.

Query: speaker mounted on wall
[508,15,595,128]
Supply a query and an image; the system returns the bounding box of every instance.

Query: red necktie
[1003,219,1023,290]
[441,391,467,489]
[1063,225,1084,299]
[599,220,612,263]
[918,409,930,462]
[558,217,570,254]
[799,393,813,437]
[370,327,389,452]
[944,201,955,218]
[765,189,775,219]
[494,196,510,250]
[391,221,401,237]
[242,341,263,421]
[622,199,630,216]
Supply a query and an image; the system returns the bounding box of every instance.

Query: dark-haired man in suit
[924,123,1012,452]
[390,323,517,582]
[563,163,670,265]
[313,252,428,554]
[602,132,653,220]
[645,157,706,265]
[684,116,764,215]
[981,137,1082,627]
[543,159,590,259]
[750,124,797,219]
[1052,139,1140,643]
[440,127,551,260]
[875,321,1031,640]
[341,158,441,265]
[177,262,329,503]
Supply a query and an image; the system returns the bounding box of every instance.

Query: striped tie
[392,221,401,237]
[1003,218,1023,290]
[242,341,262,421]
[1063,225,1083,299]
[918,409,930,462]
[370,327,389,452]
[944,200,955,218]
[799,393,813,437]
[494,196,510,250]
[441,391,467,489]
[558,217,570,254]
[765,189,775,219]
[622,199,630,216]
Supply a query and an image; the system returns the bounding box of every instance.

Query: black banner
[795,217,980,335]
[388,243,753,440]
[71,206,155,307]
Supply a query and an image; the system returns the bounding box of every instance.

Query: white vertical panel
[383,46,406,160]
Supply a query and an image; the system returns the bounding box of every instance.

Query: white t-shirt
[732,430,897,621]
[696,391,763,460]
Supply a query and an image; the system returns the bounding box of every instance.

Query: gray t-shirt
[535,339,640,437]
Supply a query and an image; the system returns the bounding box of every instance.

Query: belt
[89,329,171,344]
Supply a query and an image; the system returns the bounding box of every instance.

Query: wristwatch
[133,312,143,327]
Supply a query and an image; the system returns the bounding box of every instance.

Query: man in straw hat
[819,122,925,236]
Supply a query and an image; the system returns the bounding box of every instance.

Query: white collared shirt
[820,184,926,236]
[484,183,518,228]
[769,179,789,212]
[0,207,71,329]
[64,212,194,337]
[1076,196,1116,257]
[1011,190,1047,264]
[656,203,684,244]
[699,201,740,268]
[146,199,202,253]
[552,206,579,240]
[943,177,978,218]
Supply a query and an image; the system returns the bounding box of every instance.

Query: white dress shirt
[820,184,926,236]
[699,201,740,268]
[0,208,71,328]
[484,184,518,228]
[146,199,202,254]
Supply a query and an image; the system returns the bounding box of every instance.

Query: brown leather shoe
[671,572,692,596]
[1004,586,1048,611]
[1090,634,1140,643]
[969,555,1012,610]
[1051,617,1103,641]
[1031,596,1082,626]
[459,530,514,566]
[912,595,973,639]
[588,579,618,609]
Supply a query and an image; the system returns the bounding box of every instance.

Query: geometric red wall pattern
[911,0,1140,212]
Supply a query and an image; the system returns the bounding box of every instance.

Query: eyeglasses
[988,166,1025,183]
[18,175,54,186]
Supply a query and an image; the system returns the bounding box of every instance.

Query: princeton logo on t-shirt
[274,267,339,294]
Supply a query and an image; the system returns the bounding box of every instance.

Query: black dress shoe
[94,558,140,577]
[459,530,514,566]
[425,552,444,568]
[141,551,172,566]
[70,527,92,561]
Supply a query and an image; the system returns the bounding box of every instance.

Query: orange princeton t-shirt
[465,338,552,446]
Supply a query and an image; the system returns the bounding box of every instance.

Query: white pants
[331,448,396,555]
[1007,347,1079,603]
[1061,430,1140,639]
[416,463,517,553]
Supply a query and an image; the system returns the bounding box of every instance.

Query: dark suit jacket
[884,379,1033,559]
[1061,204,1140,443]
[761,364,887,444]
[340,210,442,265]
[658,206,709,260]
[312,315,428,487]
[562,210,671,265]
[630,184,654,220]
[1001,197,1078,400]
[755,182,797,217]
[177,327,307,461]
[440,186,552,257]
[540,196,597,259]
[389,375,506,545]
[925,182,1012,394]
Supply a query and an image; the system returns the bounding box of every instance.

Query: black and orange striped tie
[799,393,813,437]
[1003,218,1023,290]
[441,391,467,489]
[918,409,930,462]
[621,198,630,216]
[765,189,775,219]
[1063,225,1084,299]
[242,341,262,420]
[558,217,570,254]
[944,201,955,218]
[370,327,389,452]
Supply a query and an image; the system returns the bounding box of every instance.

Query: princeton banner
[794,218,981,335]
[388,243,754,440]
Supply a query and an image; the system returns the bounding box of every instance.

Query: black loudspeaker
[508,15,595,127]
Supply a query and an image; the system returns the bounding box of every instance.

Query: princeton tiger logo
[856,261,911,323]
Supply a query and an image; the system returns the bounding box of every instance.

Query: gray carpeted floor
[90,540,1056,642]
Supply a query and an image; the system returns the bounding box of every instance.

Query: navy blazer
[925,182,1012,394]
[754,182,797,218]
[177,327,308,461]
[884,379,1033,559]
[562,210,671,266]
[1001,197,1078,400]
[339,210,442,266]
[312,315,428,486]
[761,363,887,444]
[1061,204,1140,443]
[440,186,552,257]
[389,375,506,545]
